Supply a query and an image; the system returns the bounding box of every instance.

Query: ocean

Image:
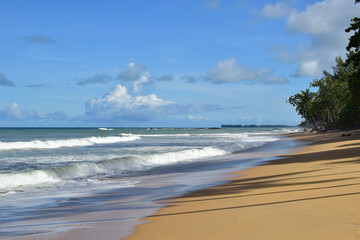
[0,127,301,239]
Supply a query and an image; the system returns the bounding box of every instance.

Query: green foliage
[288,55,354,130]
[311,56,354,128]
[287,89,320,130]
[288,16,360,130]
[344,17,360,127]
[338,104,360,127]
[345,17,360,105]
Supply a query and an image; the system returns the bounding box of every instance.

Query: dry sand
[126,130,360,240]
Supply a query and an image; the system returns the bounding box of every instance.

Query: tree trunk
[312,116,319,130]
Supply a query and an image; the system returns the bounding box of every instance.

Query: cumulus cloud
[261,2,296,18]
[77,74,113,86]
[117,63,177,92]
[117,62,147,81]
[25,34,56,44]
[0,73,15,87]
[116,62,174,92]
[206,58,271,83]
[0,103,68,121]
[268,0,360,77]
[85,85,171,121]
[295,61,322,77]
[84,84,222,122]
[133,72,150,92]
[286,0,354,36]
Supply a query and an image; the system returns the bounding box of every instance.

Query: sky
[0,0,359,127]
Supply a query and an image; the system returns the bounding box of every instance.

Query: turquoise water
[0,127,299,193]
[0,127,300,238]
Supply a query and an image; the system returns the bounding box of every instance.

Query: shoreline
[1,131,296,240]
[126,130,360,240]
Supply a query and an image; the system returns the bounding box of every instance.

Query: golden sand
[126,131,360,240]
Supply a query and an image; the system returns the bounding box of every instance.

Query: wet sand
[127,131,360,240]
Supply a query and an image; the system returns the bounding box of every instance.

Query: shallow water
[0,127,301,239]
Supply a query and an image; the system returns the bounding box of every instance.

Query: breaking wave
[0,135,140,151]
[0,147,227,190]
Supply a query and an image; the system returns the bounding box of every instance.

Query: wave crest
[0,135,140,151]
[0,147,227,190]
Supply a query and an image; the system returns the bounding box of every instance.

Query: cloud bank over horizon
[0,103,68,124]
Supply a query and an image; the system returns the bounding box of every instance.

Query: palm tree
[288,89,320,130]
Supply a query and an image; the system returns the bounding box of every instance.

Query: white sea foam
[241,135,279,143]
[0,130,282,192]
[0,147,228,191]
[0,135,140,151]
[0,169,61,190]
[137,133,270,139]
[133,133,191,138]
[272,128,302,133]
[140,147,227,165]
[99,128,114,131]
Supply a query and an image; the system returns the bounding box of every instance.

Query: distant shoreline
[221,124,296,128]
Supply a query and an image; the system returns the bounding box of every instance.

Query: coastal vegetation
[288,16,360,130]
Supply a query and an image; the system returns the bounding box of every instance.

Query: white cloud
[2,103,22,119]
[117,62,147,82]
[269,0,360,77]
[295,61,322,77]
[85,84,172,121]
[261,2,296,18]
[116,62,173,92]
[116,62,149,92]
[206,58,271,83]
[286,0,354,36]
[84,85,222,122]
[133,72,150,92]
[188,115,203,120]
[0,103,68,121]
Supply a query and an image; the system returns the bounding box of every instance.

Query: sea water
[0,127,301,239]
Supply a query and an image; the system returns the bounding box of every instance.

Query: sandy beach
[127,130,360,240]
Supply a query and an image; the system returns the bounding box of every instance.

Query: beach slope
[127,131,360,240]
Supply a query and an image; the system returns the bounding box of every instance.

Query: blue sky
[0,0,359,127]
